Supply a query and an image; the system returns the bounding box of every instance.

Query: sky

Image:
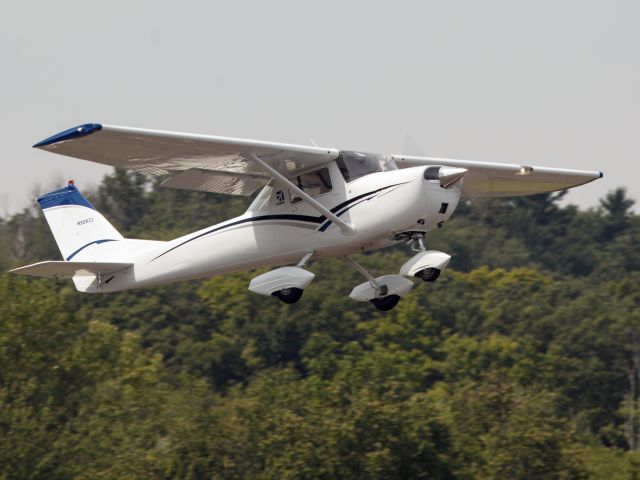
[1,0,638,215]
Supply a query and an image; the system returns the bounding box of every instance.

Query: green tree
[599,187,635,240]
[430,373,587,479]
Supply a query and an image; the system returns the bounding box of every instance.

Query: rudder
[37,181,124,261]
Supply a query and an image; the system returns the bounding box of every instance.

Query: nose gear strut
[410,232,427,252]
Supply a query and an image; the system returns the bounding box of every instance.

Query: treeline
[1,171,639,479]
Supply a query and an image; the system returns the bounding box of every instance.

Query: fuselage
[75,163,460,292]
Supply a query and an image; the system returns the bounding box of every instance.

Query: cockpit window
[336,151,382,182]
[290,167,332,204]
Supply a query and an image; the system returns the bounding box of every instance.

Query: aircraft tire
[370,294,400,311]
[415,267,441,282]
[272,287,304,304]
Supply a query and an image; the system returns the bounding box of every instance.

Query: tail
[12,181,165,293]
[37,181,124,261]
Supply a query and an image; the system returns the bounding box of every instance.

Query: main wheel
[272,287,304,304]
[370,294,400,311]
[415,267,441,282]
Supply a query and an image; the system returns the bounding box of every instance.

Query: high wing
[10,261,133,279]
[393,155,603,197]
[34,124,339,196]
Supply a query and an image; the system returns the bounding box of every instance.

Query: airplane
[11,123,603,310]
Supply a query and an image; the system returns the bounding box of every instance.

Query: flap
[160,168,269,196]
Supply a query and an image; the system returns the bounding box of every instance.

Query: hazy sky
[1,0,638,215]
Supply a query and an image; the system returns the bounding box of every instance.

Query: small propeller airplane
[11,123,603,310]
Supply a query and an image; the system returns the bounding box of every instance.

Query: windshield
[336,151,383,182]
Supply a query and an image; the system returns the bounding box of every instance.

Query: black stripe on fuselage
[319,183,405,231]
[319,197,371,232]
[150,214,323,261]
[150,182,408,262]
[326,184,401,215]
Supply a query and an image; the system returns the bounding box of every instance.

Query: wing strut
[251,154,356,235]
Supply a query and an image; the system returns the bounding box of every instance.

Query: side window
[289,167,332,204]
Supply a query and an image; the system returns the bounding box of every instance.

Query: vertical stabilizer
[37,181,124,261]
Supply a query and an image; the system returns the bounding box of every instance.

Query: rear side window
[290,167,332,203]
[336,151,382,182]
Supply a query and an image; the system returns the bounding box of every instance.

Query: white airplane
[11,123,603,310]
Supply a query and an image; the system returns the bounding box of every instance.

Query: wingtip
[33,123,102,148]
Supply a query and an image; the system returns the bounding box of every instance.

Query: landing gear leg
[297,251,314,267]
[410,232,427,252]
[342,256,401,311]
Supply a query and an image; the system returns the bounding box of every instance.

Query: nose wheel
[400,233,448,284]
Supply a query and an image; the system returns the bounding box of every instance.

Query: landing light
[516,166,533,176]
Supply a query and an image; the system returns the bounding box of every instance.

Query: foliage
[0,171,639,478]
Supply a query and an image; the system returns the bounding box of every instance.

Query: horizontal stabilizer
[10,261,132,279]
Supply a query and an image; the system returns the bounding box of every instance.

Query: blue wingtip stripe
[33,123,102,148]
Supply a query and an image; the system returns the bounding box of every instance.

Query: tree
[430,372,587,479]
[1,169,639,478]
[599,188,635,240]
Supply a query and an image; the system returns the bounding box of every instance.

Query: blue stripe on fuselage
[66,239,118,261]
